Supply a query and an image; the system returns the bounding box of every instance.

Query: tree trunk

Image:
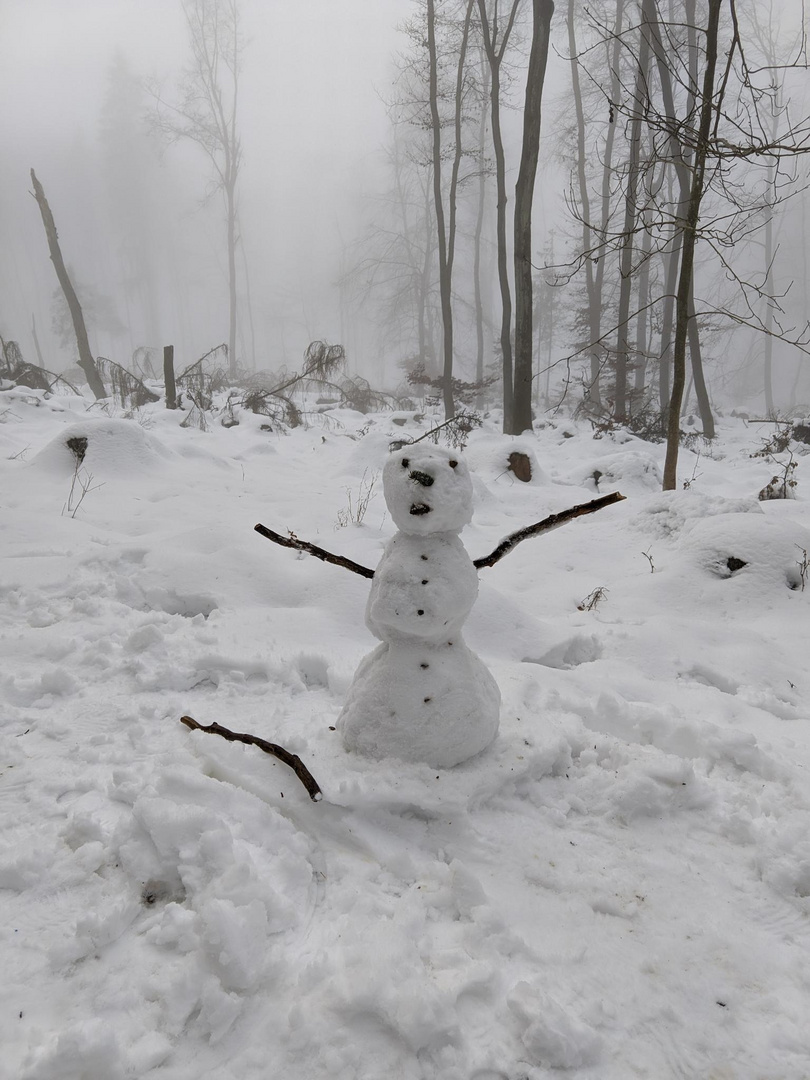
[634,221,652,397]
[473,53,489,394]
[448,0,475,286]
[226,181,238,377]
[663,0,721,491]
[164,344,178,409]
[568,0,601,406]
[426,0,455,419]
[763,102,779,416]
[31,313,45,367]
[643,0,715,442]
[789,187,807,408]
[614,24,650,422]
[478,0,521,432]
[687,289,714,436]
[490,58,514,429]
[643,0,686,417]
[30,169,105,399]
[239,223,257,370]
[658,225,681,412]
[592,0,625,404]
[544,233,555,406]
[513,0,554,435]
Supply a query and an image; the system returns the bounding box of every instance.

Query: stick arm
[473,491,626,570]
[254,523,375,579]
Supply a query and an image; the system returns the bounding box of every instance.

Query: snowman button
[421,555,428,561]
[421,579,428,585]
[420,662,429,669]
[417,609,424,616]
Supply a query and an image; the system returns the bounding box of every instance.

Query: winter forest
[3,0,810,440]
[3,1,810,1078]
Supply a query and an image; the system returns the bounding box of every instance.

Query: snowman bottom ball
[338,639,500,768]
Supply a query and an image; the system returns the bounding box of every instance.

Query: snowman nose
[410,470,434,487]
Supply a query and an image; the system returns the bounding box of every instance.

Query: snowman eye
[401,458,410,469]
[449,460,458,469]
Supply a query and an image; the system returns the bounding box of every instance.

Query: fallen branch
[180,715,323,801]
[473,491,626,570]
[254,523,374,579]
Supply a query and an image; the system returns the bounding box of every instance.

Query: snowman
[337,444,500,768]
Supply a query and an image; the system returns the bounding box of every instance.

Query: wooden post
[164,345,177,409]
[29,170,106,400]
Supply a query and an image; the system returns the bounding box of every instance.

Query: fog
[1,0,414,379]
[1,0,809,414]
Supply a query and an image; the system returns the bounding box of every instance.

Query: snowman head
[383,444,474,534]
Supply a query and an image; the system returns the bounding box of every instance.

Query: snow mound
[635,489,763,539]
[566,449,662,494]
[678,511,810,589]
[32,418,170,477]
[463,434,550,485]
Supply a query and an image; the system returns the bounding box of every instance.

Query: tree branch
[254,524,374,578]
[180,715,323,801]
[473,492,626,569]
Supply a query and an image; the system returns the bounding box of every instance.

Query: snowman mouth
[410,503,432,516]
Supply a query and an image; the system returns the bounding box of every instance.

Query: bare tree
[613,14,651,422]
[563,0,810,486]
[152,0,243,377]
[478,0,522,430]
[99,53,163,351]
[340,130,441,379]
[661,0,722,488]
[512,0,555,434]
[472,47,492,391]
[30,170,106,399]
[426,0,477,418]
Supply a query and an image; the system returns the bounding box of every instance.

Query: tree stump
[508,451,532,482]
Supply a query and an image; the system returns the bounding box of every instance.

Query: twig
[254,524,374,579]
[473,492,626,569]
[407,413,472,446]
[180,715,323,802]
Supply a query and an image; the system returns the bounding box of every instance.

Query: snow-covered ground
[2,386,809,1080]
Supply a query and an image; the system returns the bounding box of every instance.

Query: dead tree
[29,170,105,399]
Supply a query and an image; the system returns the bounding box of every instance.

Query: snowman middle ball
[338,445,501,768]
